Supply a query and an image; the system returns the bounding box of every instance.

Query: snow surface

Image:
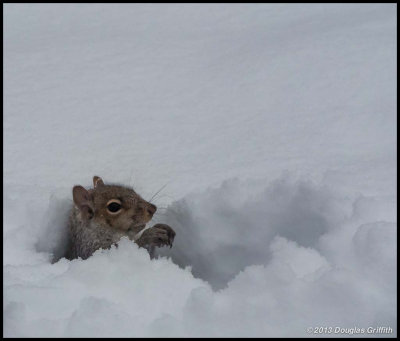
[4,3,397,337]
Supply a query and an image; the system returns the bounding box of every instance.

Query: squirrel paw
[137,224,175,248]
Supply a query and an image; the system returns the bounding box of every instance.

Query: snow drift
[4,3,396,338]
[4,175,397,337]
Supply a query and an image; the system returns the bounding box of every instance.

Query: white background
[4,4,397,337]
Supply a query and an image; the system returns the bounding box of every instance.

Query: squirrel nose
[147,204,157,216]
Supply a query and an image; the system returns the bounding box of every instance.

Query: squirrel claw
[137,224,176,249]
[152,224,175,248]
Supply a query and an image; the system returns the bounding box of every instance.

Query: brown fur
[66,176,175,260]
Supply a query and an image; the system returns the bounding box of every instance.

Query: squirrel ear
[73,185,94,220]
[93,176,104,188]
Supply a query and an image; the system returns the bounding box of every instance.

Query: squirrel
[65,176,175,260]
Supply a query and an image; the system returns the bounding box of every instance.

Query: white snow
[4,3,397,337]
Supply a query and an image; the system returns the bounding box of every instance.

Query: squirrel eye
[106,199,122,213]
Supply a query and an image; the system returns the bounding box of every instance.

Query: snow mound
[4,3,396,337]
[4,176,396,337]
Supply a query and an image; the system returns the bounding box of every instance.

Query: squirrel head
[72,176,157,235]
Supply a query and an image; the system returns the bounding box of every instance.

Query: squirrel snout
[147,203,157,216]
